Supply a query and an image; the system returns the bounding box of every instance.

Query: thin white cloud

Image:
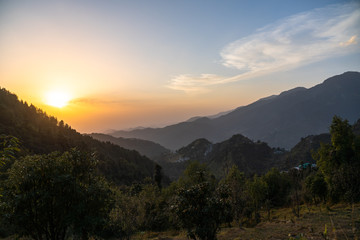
[169,2,360,93]
[167,74,227,93]
[340,35,357,46]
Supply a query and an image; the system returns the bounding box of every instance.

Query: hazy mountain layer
[89,133,171,161]
[111,72,360,150]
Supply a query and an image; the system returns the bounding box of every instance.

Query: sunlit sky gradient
[1,0,360,133]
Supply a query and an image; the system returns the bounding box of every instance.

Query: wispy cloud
[167,74,227,93]
[69,97,143,106]
[169,2,360,93]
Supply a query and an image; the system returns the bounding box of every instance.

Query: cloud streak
[167,74,227,93]
[169,2,360,93]
[69,97,145,106]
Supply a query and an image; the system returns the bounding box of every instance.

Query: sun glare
[45,91,71,108]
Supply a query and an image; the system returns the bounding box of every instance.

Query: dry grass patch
[135,203,359,240]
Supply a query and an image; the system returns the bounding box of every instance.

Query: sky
[1,0,359,133]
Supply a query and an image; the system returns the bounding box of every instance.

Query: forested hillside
[159,119,360,180]
[159,135,286,180]
[0,88,156,185]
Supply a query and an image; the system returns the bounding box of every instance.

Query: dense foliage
[0,135,20,167]
[171,162,231,240]
[314,116,360,203]
[1,149,113,240]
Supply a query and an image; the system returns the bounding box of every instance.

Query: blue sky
[0,0,359,132]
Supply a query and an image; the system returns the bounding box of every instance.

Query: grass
[2,203,358,239]
[134,203,360,240]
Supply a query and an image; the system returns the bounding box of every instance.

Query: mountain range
[110,72,360,150]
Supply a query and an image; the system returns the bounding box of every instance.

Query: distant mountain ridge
[186,109,234,122]
[111,72,360,150]
[89,133,171,161]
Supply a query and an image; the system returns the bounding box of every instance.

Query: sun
[45,90,71,108]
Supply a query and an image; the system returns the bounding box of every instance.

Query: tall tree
[1,149,113,240]
[262,168,291,219]
[247,175,267,223]
[304,172,327,205]
[222,165,247,225]
[315,116,360,203]
[172,162,231,240]
[262,168,291,207]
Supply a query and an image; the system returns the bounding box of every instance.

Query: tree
[315,116,360,203]
[247,175,267,223]
[0,135,20,236]
[173,183,231,240]
[0,135,20,167]
[172,162,231,240]
[262,168,291,219]
[138,184,170,231]
[177,161,212,187]
[288,168,302,217]
[222,165,247,225]
[305,172,327,205]
[1,149,113,240]
[108,189,140,240]
[263,168,291,207]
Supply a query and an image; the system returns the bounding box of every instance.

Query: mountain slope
[0,88,156,185]
[89,133,171,161]
[112,72,360,150]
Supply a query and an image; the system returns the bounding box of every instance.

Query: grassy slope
[133,203,360,240]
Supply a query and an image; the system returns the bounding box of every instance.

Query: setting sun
[45,90,71,108]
